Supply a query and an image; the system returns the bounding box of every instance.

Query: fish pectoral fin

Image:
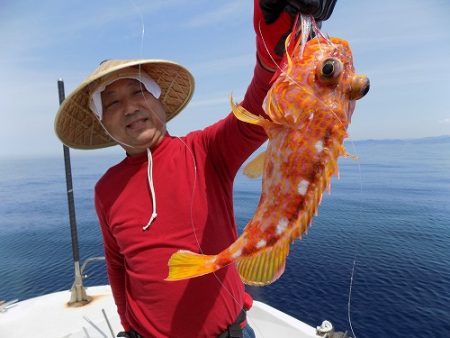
[236,239,291,286]
[165,250,218,281]
[230,96,272,129]
[243,152,266,178]
[341,146,359,161]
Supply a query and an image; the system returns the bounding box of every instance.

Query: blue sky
[1,0,449,158]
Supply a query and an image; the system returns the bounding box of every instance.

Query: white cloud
[439,118,450,124]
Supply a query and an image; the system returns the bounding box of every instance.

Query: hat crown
[85,59,145,88]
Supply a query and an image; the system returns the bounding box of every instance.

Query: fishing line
[345,138,364,338]
[124,0,245,312]
[257,19,287,76]
[348,258,358,337]
[128,0,148,119]
[92,0,147,150]
[127,0,145,59]
[317,49,363,338]
[259,12,364,337]
[174,135,245,310]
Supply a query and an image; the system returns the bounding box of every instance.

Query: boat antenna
[57,79,92,306]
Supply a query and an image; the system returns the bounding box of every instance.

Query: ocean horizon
[1,136,449,337]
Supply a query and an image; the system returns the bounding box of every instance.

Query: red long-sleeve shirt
[95,61,273,337]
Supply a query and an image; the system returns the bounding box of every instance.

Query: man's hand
[255,0,337,71]
[260,0,337,24]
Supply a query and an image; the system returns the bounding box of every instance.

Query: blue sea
[1,137,450,338]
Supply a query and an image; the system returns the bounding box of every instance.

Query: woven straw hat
[54,59,195,149]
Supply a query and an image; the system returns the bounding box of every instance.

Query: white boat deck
[1,285,327,337]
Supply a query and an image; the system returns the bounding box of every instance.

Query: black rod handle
[57,79,80,263]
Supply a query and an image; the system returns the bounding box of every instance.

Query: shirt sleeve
[94,190,130,331]
[202,59,274,179]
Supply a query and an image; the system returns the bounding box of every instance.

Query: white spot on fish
[309,112,314,120]
[276,218,289,235]
[231,248,242,259]
[256,240,267,248]
[315,141,324,153]
[298,179,310,196]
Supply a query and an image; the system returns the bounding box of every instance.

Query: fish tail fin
[166,250,219,281]
[230,96,272,129]
[237,239,290,286]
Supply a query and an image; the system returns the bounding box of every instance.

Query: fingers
[315,0,337,21]
[286,0,321,16]
[285,0,337,21]
[260,0,288,24]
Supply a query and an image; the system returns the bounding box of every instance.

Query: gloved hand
[255,0,337,71]
[260,0,337,24]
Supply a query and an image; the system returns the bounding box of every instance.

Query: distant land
[1,135,449,160]
[350,135,450,145]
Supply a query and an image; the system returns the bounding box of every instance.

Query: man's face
[100,78,167,155]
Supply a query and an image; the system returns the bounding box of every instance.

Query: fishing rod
[57,79,91,306]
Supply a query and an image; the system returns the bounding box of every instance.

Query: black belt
[121,309,246,338]
[117,330,143,338]
[217,309,247,338]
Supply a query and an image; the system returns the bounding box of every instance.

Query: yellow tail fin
[166,250,218,281]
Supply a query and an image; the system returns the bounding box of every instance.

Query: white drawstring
[143,148,157,231]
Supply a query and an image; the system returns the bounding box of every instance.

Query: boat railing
[70,256,106,291]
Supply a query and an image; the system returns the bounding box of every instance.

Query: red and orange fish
[166,26,369,285]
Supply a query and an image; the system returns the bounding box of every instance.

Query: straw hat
[54,59,195,149]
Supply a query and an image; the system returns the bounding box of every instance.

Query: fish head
[268,35,370,128]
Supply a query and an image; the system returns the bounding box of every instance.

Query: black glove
[117,330,143,338]
[260,0,337,24]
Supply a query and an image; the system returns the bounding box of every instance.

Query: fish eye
[322,62,334,76]
[321,58,342,78]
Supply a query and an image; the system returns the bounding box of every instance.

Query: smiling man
[54,1,336,337]
[96,76,167,155]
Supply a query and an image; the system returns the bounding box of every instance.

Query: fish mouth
[349,75,370,100]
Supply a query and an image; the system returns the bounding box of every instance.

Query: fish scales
[166,26,369,285]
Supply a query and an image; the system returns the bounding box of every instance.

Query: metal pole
[57,79,91,305]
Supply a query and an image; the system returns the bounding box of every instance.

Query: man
[54,1,336,337]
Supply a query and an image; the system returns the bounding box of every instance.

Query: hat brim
[54,59,195,149]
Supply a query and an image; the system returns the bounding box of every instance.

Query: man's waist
[126,307,248,338]
[217,309,247,338]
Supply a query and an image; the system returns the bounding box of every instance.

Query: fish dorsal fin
[243,152,266,178]
[236,237,291,285]
[230,96,274,131]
